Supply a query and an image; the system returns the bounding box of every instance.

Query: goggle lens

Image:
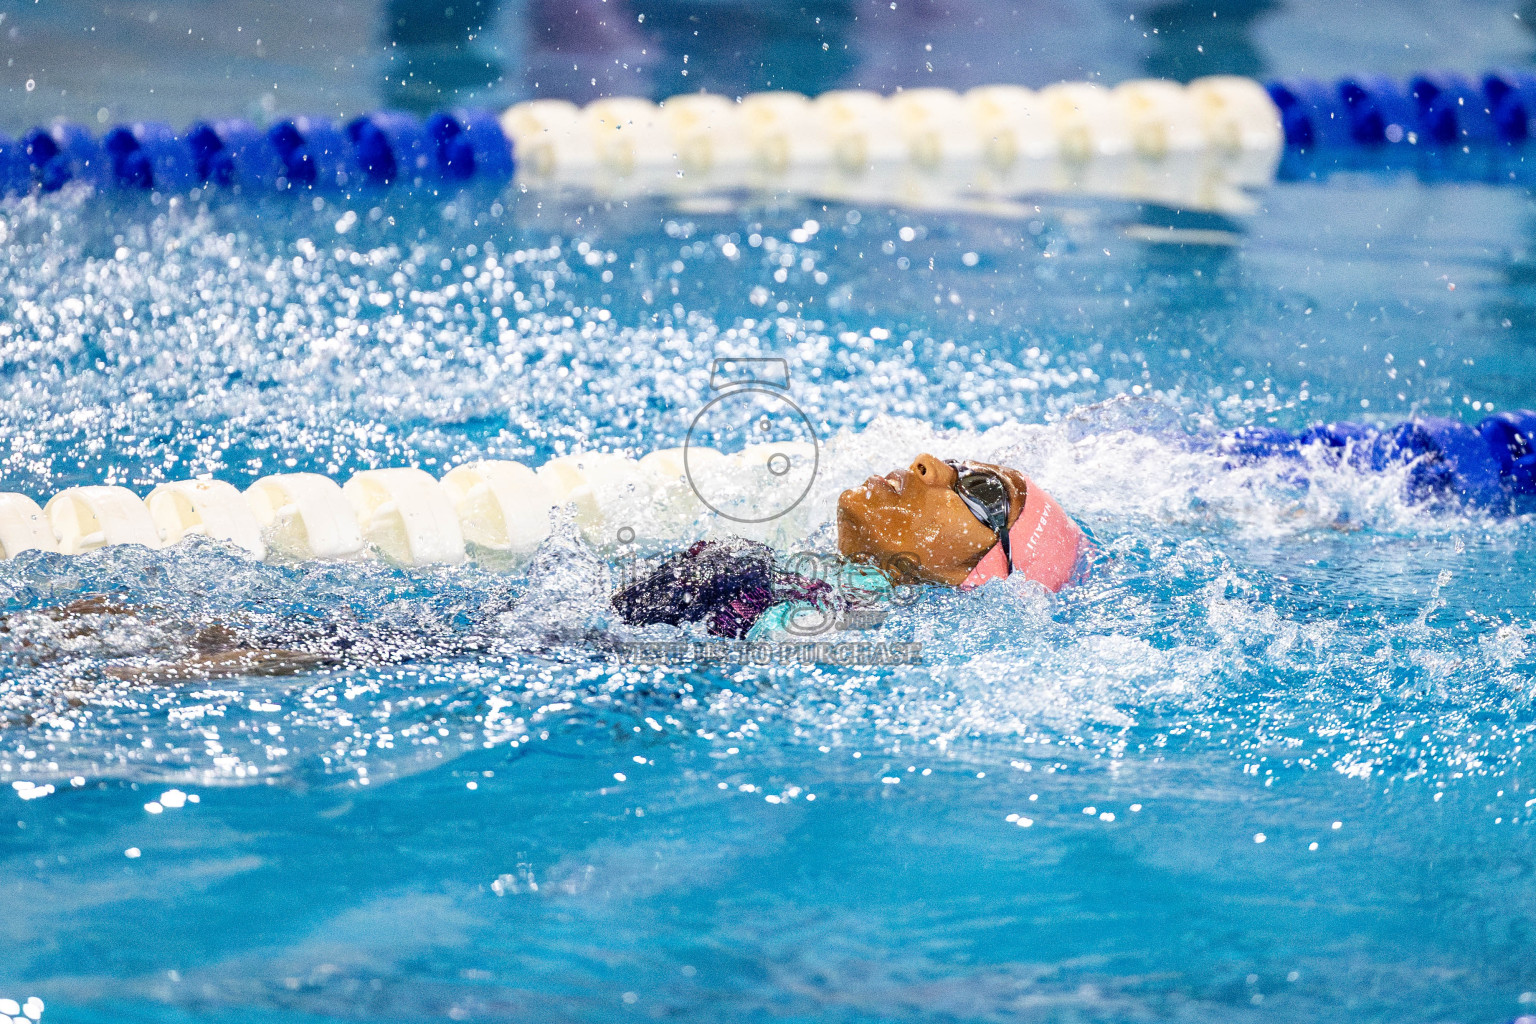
[945,461,1014,571]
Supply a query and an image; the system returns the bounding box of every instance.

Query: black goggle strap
[944,461,1013,573]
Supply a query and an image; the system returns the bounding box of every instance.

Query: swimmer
[1,453,1085,684]
[613,453,1086,637]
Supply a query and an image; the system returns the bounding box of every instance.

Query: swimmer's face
[835,453,1025,587]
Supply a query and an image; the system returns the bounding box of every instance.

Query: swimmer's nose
[909,453,956,488]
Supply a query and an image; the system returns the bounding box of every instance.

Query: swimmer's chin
[835,492,868,555]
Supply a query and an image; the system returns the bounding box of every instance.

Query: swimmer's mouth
[838,471,904,528]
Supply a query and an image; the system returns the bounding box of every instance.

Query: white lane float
[0,492,58,559]
[587,97,674,186]
[539,452,655,548]
[964,85,1059,197]
[1115,79,1207,159]
[1188,75,1285,156]
[660,93,750,188]
[342,467,466,567]
[145,479,266,558]
[440,460,559,564]
[45,485,163,555]
[244,473,364,561]
[639,445,723,540]
[499,99,599,186]
[816,89,909,173]
[740,90,833,195]
[891,88,986,169]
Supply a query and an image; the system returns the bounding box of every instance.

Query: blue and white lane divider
[0,77,1288,213]
[1221,409,1536,508]
[0,411,1532,569]
[0,69,1529,201]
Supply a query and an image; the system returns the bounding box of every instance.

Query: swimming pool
[2,2,1536,1023]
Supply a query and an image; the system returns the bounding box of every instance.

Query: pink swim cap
[958,474,1086,592]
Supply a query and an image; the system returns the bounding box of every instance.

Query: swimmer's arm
[105,648,340,683]
[110,619,341,681]
[0,595,138,641]
[3,596,337,682]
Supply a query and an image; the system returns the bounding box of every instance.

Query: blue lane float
[1220,410,1536,510]
[23,122,105,192]
[0,133,30,193]
[1267,78,1355,151]
[427,108,514,181]
[1270,70,1536,183]
[187,119,285,190]
[346,111,430,188]
[1485,70,1536,143]
[1,106,513,196]
[1267,68,1536,152]
[268,115,357,191]
[103,122,200,191]
[1409,73,1500,145]
[1337,75,1417,146]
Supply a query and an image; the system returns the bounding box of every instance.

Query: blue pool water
[1,171,1532,1024]
[1,2,1536,1023]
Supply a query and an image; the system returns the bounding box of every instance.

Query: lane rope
[2,411,1532,567]
[2,78,1281,211]
[3,70,1533,203]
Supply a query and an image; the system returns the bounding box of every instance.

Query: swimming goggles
[945,460,1013,572]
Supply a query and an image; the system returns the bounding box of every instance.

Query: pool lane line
[1,412,1532,568]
